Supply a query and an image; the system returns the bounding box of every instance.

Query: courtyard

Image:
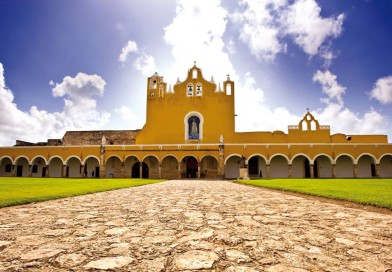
[0,179,391,271]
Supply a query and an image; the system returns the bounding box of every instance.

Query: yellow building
[1,64,391,179]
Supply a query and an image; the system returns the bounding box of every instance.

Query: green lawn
[234,179,392,209]
[0,178,165,208]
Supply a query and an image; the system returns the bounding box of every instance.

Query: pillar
[197,164,201,179]
[218,143,225,179]
[121,163,125,178]
[332,164,336,178]
[375,163,380,178]
[81,164,85,178]
[288,164,292,178]
[178,163,181,179]
[310,164,314,178]
[353,164,358,178]
[159,165,162,179]
[29,165,33,177]
[45,164,49,177]
[139,163,143,179]
[62,165,67,178]
[266,164,270,178]
[12,164,16,177]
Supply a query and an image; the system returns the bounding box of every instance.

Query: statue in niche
[189,117,200,139]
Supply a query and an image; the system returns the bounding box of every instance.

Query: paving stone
[0,180,391,271]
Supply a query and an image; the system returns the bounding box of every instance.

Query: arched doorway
[379,154,392,177]
[184,156,198,178]
[270,155,289,178]
[357,155,376,178]
[124,156,139,178]
[224,155,243,179]
[31,157,47,177]
[335,155,354,178]
[248,155,267,178]
[200,156,218,179]
[132,162,149,178]
[66,157,82,178]
[48,157,63,178]
[0,157,13,177]
[15,157,29,177]
[106,156,122,178]
[161,156,178,179]
[291,155,311,178]
[143,156,160,179]
[313,155,332,178]
[84,157,100,178]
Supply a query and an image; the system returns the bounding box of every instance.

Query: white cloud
[312,70,346,104]
[231,0,344,62]
[369,75,392,104]
[0,64,110,146]
[49,80,54,86]
[118,40,138,63]
[282,0,344,56]
[119,40,156,76]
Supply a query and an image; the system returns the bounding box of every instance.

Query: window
[187,83,194,96]
[150,78,157,89]
[32,165,38,173]
[188,116,200,139]
[226,83,232,95]
[196,83,202,96]
[159,85,164,97]
[192,69,197,79]
[5,164,12,173]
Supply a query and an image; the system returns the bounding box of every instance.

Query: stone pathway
[0,180,391,271]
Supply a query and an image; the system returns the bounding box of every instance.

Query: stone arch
[143,155,160,179]
[106,156,123,178]
[247,154,267,178]
[181,155,198,178]
[15,156,30,177]
[291,155,311,178]
[313,154,333,178]
[31,156,48,177]
[124,155,139,178]
[357,154,377,178]
[224,154,243,179]
[200,155,218,179]
[65,156,82,178]
[48,156,64,178]
[0,156,13,177]
[379,154,392,178]
[84,156,100,178]
[132,162,148,178]
[161,155,179,179]
[269,154,289,178]
[335,154,354,178]
[184,111,204,140]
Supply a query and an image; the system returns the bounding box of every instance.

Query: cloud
[282,0,344,56]
[312,70,346,104]
[0,63,109,146]
[119,40,156,76]
[369,75,392,104]
[231,0,344,62]
[118,40,138,63]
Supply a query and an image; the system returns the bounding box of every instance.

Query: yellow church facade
[1,64,391,179]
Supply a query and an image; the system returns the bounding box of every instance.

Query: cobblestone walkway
[0,180,391,271]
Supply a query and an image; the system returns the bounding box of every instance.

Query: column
[45,164,49,177]
[62,165,67,178]
[81,164,85,178]
[139,163,143,179]
[310,164,314,178]
[266,164,270,178]
[178,163,181,179]
[159,165,162,179]
[29,165,33,177]
[288,164,292,178]
[121,163,125,178]
[332,164,336,178]
[12,164,16,177]
[353,164,358,178]
[375,164,380,178]
[197,164,201,179]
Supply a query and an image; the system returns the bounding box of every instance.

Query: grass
[234,178,392,209]
[0,177,165,208]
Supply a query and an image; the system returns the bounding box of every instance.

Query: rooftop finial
[226,74,230,80]
[194,61,197,66]
[306,107,310,112]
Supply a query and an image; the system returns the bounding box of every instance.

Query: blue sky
[0,0,391,146]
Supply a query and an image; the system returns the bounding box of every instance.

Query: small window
[187,83,194,96]
[226,83,232,95]
[5,164,12,173]
[192,69,197,79]
[159,85,164,97]
[150,78,157,89]
[32,165,38,173]
[196,83,202,96]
